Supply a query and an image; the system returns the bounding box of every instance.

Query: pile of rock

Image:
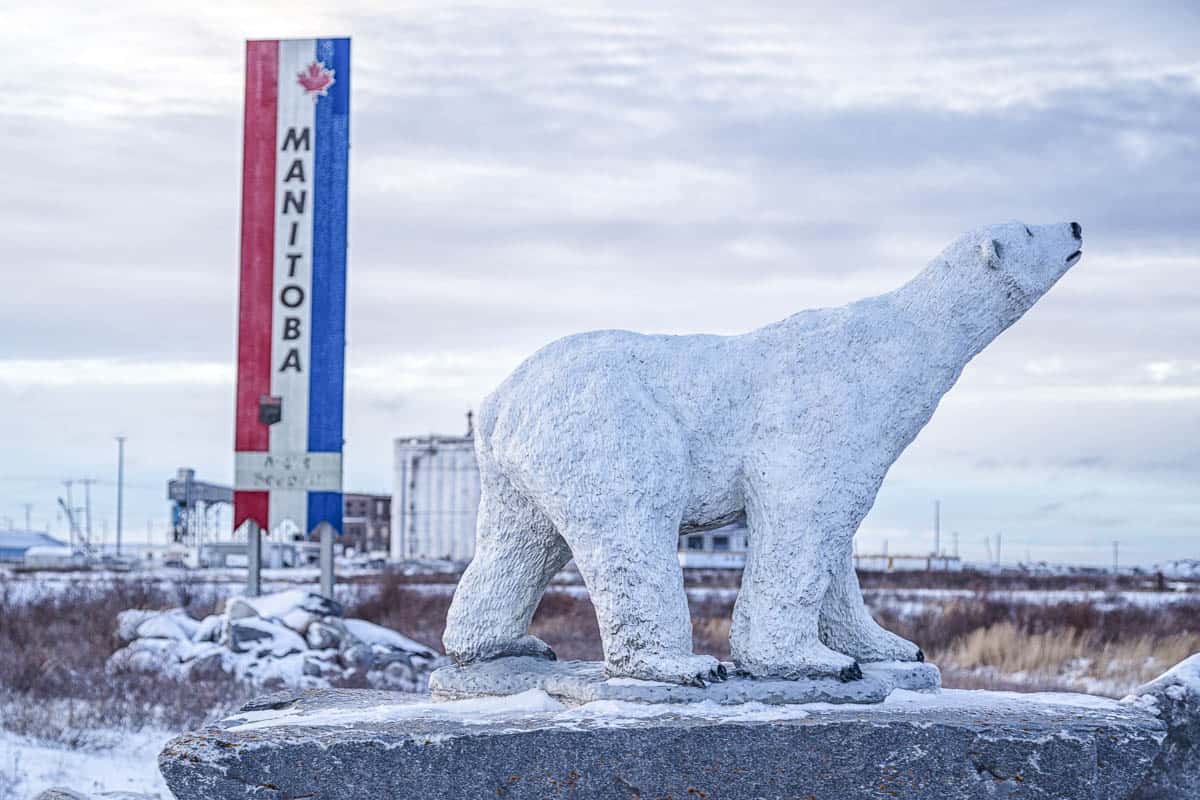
[108,589,447,692]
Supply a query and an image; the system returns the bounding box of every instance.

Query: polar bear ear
[980,239,1002,269]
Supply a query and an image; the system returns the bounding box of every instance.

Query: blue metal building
[0,531,69,563]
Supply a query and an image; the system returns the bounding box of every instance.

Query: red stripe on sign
[235,40,279,452]
[234,490,269,531]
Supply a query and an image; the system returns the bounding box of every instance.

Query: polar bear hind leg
[818,547,923,663]
[443,473,572,665]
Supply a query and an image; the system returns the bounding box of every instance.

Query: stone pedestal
[160,685,1169,800]
[430,656,940,705]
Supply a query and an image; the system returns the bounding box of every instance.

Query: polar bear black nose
[1071,222,1082,240]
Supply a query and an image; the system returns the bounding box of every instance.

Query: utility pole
[80,478,96,548]
[984,536,993,565]
[22,503,32,532]
[63,480,75,549]
[995,532,1002,566]
[116,436,126,556]
[933,499,941,557]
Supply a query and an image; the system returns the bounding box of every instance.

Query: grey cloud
[1,2,1197,564]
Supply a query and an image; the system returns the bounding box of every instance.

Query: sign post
[233,38,350,598]
[246,521,262,597]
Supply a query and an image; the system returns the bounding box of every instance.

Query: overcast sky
[1,2,1197,566]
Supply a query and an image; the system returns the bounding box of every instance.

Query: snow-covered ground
[0,727,172,798]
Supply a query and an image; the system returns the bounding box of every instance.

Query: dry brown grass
[935,621,1200,694]
[0,576,247,740]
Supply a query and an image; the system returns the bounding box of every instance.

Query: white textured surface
[1128,651,1200,708]
[430,656,939,705]
[444,221,1083,684]
[221,686,1127,734]
[341,618,436,657]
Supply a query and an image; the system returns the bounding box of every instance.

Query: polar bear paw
[493,634,558,661]
[450,634,558,665]
[736,642,863,682]
[824,621,923,664]
[611,653,727,687]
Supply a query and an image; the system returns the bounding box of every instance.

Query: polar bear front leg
[730,489,862,681]
[568,524,725,687]
[819,547,923,663]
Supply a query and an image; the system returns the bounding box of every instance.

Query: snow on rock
[114,609,159,642]
[306,620,341,650]
[193,613,223,643]
[106,589,447,693]
[1124,651,1200,798]
[133,609,196,641]
[229,617,308,657]
[342,618,437,658]
[228,589,342,620]
[280,606,315,634]
[106,638,190,678]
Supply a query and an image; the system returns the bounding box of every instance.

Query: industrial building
[678,522,750,569]
[392,433,480,562]
[168,468,233,544]
[343,493,391,555]
[853,553,963,572]
[0,530,69,563]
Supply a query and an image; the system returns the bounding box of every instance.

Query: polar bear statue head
[938,220,1083,325]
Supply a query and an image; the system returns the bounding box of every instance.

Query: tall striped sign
[234,38,350,537]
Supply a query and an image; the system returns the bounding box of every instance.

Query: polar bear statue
[444,220,1084,685]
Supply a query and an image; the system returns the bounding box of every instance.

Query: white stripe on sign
[269,39,318,530]
[235,451,344,492]
[269,490,308,538]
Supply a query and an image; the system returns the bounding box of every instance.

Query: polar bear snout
[1066,222,1083,265]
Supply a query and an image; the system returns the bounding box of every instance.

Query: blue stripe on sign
[308,37,349,533]
[307,491,343,537]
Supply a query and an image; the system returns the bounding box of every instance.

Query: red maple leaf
[297,61,335,97]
